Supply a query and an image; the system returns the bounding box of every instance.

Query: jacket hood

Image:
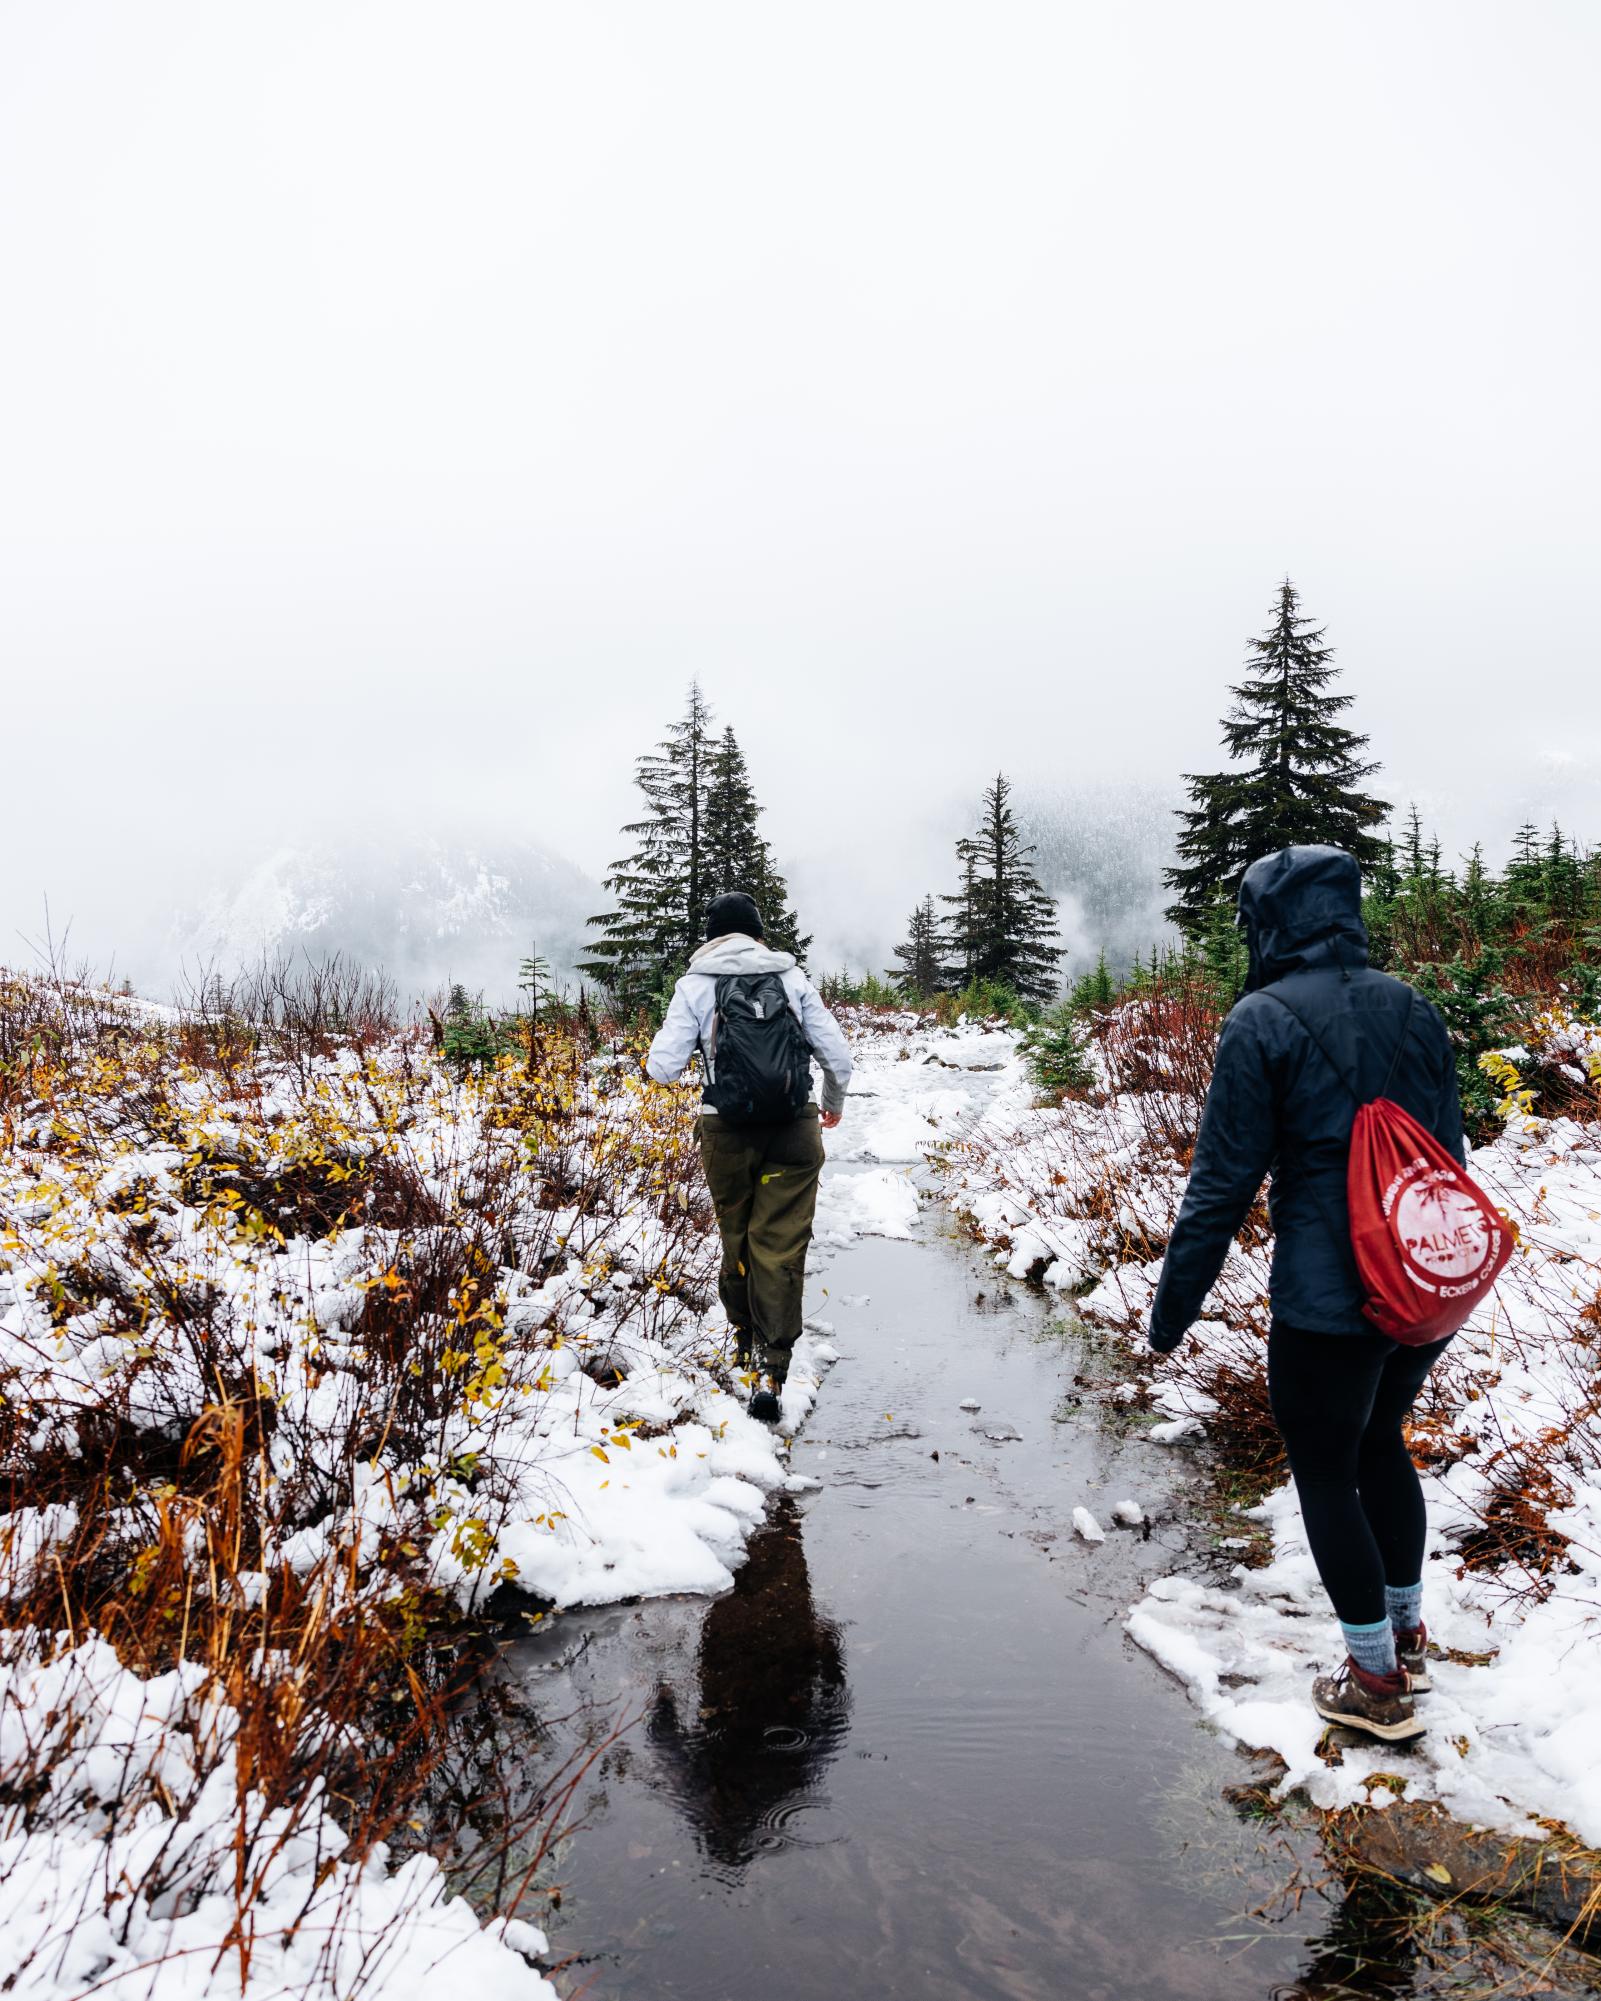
[1238,845,1369,991]
[687,934,798,979]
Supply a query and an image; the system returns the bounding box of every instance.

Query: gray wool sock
[1385,1581,1424,1635]
[1340,1617,1398,1677]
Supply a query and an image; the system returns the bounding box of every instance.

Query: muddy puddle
[486,1194,1601,2000]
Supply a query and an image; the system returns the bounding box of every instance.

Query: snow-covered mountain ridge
[170,835,599,1001]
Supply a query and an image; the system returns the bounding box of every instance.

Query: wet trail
[500,1185,1344,2001]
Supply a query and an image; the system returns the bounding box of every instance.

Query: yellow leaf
[1423,1863,1453,1886]
[591,1445,609,1463]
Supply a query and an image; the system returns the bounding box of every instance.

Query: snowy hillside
[1013,777,1179,977]
[169,836,599,1002]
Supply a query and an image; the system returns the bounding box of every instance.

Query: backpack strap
[1259,984,1415,1107]
[1378,989,1417,1101]
[701,974,734,1083]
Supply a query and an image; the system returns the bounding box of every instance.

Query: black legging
[1266,1321,1451,1627]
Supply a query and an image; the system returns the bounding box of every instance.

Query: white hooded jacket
[645,934,853,1116]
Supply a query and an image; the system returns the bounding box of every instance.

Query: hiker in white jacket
[647,892,852,1423]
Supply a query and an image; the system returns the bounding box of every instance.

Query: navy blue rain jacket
[1148,846,1465,1347]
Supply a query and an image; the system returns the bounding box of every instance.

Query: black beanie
[704,891,764,940]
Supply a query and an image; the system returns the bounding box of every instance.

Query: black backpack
[704,972,813,1125]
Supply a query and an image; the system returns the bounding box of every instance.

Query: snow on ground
[0,984,1018,1998]
[0,1046,794,1617]
[21,979,1592,1985]
[815,1017,1020,1243]
[938,999,1601,1848]
[0,1635,557,2001]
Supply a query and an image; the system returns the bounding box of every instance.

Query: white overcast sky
[2,1,1598,964]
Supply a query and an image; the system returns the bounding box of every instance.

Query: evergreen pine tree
[581,683,716,1006]
[941,774,1062,1003]
[941,839,982,988]
[1197,890,1249,1002]
[888,896,945,997]
[1503,821,1544,922]
[1460,843,1492,942]
[701,725,810,958]
[1399,804,1429,886]
[583,691,811,1004]
[1367,835,1401,905]
[1066,950,1117,1016]
[702,725,760,903]
[1165,580,1390,934]
[1510,821,1541,866]
[1543,824,1584,926]
[518,943,551,1069]
[441,982,501,1073]
[1412,945,1519,1126]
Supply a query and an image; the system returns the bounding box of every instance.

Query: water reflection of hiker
[647,1502,848,1871]
[1148,847,1465,1745]
[647,892,852,1423]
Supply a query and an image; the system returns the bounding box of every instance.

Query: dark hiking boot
[748,1386,782,1424]
[1395,1625,1432,1692]
[1312,1658,1425,1744]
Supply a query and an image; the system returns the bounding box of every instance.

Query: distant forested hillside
[1014,780,1178,976]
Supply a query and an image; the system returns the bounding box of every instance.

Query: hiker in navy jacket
[1148,845,1465,1744]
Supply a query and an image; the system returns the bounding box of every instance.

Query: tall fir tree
[583,691,810,1004]
[1399,803,1430,885]
[581,683,716,1005]
[1503,820,1545,922]
[1543,824,1584,926]
[702,726,760,908]
[1164,580,1390,935]
[701,726,809,958]
[1367,833,1401,904]
[1460,842,1492,941]
[941,774,1062,1002]
[941,839,982,988]
[888,896,944,997]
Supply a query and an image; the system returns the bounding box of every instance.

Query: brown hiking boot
[1395,1624,1432,1692]
[1312,1658,1425,1744]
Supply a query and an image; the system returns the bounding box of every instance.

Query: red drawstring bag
[1347,1094,1515,1342]
[1266,990,1515,1345]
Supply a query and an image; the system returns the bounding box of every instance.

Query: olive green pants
[697,1105,825,1381]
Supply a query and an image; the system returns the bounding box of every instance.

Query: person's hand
[820,1108,842,1130]
[1147,1317,1184,1356]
